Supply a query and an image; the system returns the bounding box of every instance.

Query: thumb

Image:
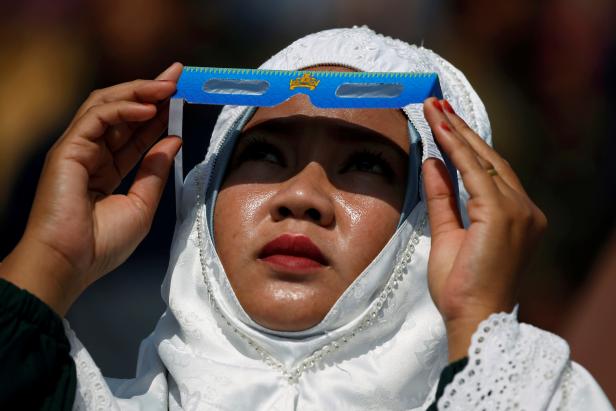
[422,158,462,237]
[127,136,182,228]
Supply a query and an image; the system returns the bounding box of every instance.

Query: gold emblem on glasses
[289,73,320,91]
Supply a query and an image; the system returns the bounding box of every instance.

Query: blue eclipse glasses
[172,66,442,108]
[169,66,446,219]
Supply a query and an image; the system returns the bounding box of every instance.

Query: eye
[340,150,395,181]
[235,137,286,167]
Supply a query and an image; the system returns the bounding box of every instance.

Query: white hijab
[67,26,494,411]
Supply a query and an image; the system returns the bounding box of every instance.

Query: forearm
[0,236,83,317]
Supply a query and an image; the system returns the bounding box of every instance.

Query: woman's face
[214,68,410,331]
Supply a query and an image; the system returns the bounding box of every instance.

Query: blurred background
[1,0,614,403]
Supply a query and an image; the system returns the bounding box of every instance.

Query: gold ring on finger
[486,167,498,177]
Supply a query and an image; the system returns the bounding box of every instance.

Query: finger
[111,103,170,178]
[429,100,505,194]
[155,62,183,81]
[126,136,182,228]
[424,98,499,200]
[93,62,182,114]
[427,98,488,167]
[101,97,174,154]
[74,75,177,149]
[104,122,140,152]
[87,104,171,195]
[104,97,170,154]
[442,100,525,193]
[59,102,156,175]
[88,62,182,113]
[473,154,512,194]
[422,158,463,237]
[438,102,516,195]
[72,80,176,123]
[69,101,157,143]
[67,63,181,140]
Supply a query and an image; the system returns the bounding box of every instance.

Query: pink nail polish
[432,99,444,113]
[443,100,455,114]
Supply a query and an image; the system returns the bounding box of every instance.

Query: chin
[244,288,332,332]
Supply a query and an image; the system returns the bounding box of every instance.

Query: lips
[259,234,328,272]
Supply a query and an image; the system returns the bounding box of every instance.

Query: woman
[0,27,612,410]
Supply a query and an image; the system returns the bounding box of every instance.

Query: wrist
[0,237,84,316]
[444,304,514,362]
[445,316,485,362]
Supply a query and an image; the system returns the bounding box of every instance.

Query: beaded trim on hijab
[194,162,428,383]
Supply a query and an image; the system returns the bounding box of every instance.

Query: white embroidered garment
[64,27,613,411]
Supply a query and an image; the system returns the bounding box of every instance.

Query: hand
[0,63,184,316]
[422,98,547,361]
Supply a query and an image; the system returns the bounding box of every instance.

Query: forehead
[242,66,410,152]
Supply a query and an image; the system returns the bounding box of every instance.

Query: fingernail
[440,121,451,132]
[158,62,179,78]
[432,99,444,113]
[443,100,455,114]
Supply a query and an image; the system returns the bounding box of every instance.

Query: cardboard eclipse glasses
[171,66,442,108]
[168,66,444,216]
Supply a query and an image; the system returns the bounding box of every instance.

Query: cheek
[214,185,274,260]
[333,193,400,276]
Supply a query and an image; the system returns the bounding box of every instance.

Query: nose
[269,162,335,227]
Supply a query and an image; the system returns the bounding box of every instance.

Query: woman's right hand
[0,63,184,316]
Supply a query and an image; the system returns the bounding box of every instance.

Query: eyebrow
[240,115,409,163]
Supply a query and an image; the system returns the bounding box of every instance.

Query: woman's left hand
[421,98,547,361]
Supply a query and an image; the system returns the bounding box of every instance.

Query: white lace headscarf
[68,26,492,410]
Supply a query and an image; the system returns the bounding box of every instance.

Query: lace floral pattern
[438,309,570,411]
[63,321,119,411]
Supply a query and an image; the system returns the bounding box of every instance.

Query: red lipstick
[259,234,328,272]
